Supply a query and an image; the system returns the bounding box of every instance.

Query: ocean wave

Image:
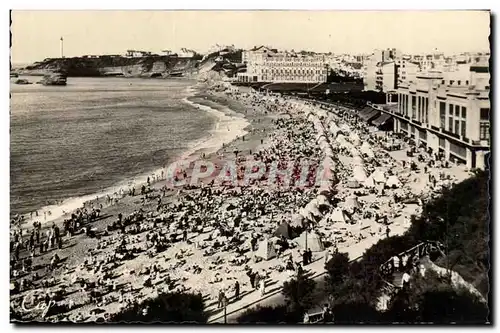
[16,85,249,226]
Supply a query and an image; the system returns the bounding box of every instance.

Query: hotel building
[373,56,490,169]
[237,46,328,83]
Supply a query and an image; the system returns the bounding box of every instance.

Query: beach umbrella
[295,231,324,252]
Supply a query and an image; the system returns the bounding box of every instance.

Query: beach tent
[296,231,324,252]
[370,168,387,184]
[299,207,317,222]
[361,143,375,158]
[290,213,305,228]
[352,155,364,166]
[316,194,331,207]
[344,195,361,210]
[255,238,277,260]
[350,132,362,147]
[330,208,349,223]
[340,123,351,132]
[274,221,293,239]
[352,165,368,182]
[386,175,402,188]
[351,148,361,158]
[347,178,361,189]
[306,200,323,217]
[364,175,376,188]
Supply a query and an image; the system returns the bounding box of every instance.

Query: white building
[237,46,328,83]
[125,50,151,58]
[396,57,420,86]
[384,58,490,169]
[363,48,401,92]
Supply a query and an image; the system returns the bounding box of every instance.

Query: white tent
[316,194,331,207]
[296,231,325,252]
[340,123,351,132]
[290,213,305,228]
[352,165,368,182]
[344,195,361,210]
[349,132,361,147]
[364,175,376,188]
[300,207,316,222]
[255,238,277,260]
[306,200,322,217]
[352,155,364,166]
[386,175,402,188]
[347,178,361,189]
[329,208,349,223]
[371,168,387,184]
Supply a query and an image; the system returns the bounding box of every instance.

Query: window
[455,120,460,134]
[461,106,466,119]
[442,80,445,84]
[411,96,416,119]
[449,118,453,132]
[455,105,460,117]
[479,123,490,141]
[450,80,454,85]
[440,102,446,128]
[461,120,466,137]
[458,80,461,85]
[480,108,490,120]
[466,80,469,85]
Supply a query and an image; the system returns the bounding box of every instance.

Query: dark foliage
[109,292,207,324]
[323,171,490,322]
[237,305,300,324]
[385,271,489,324]
[324,252,350,293]
[282,271,317,316]
[332,301,381,324]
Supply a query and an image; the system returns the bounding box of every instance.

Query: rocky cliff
[19,49,244,80]
[19,55,202,78]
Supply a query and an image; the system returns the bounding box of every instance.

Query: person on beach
[217,289,225,309]
[234,281,240,301]
[254,272,261,291]
[259,278,266,297]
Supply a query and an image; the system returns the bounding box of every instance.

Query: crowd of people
[10,82,473,323]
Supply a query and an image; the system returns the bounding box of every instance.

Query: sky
[10,10,491,64]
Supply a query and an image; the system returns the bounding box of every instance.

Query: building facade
[237,46,328,83]
[388,60,490,169]
[363,48,401,92]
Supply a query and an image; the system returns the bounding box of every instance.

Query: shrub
[109,292,207,324]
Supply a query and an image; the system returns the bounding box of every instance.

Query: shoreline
[10,82,473,323]
[12,82,251,229]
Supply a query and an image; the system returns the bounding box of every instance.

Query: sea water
[10,76,246,222]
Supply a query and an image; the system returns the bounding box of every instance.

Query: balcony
[442,129,460,140]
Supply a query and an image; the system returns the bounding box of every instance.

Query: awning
[360,108,381,122]
[358,106,372,117]
[372,113,392,126]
